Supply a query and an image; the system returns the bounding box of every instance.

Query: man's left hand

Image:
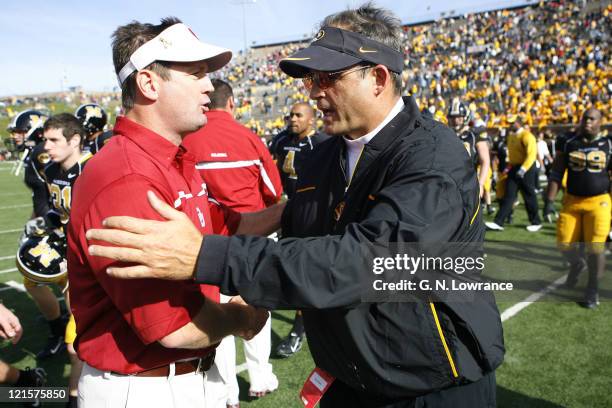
[87,191,202,281]
[0,303,23,344]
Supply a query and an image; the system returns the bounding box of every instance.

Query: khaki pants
[78,361,225,408]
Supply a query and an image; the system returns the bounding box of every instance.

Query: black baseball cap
[279,26,404,78]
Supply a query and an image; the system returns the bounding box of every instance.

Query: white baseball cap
[117,23,232,85]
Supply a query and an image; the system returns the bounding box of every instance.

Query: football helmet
[447,98,470,121]
[16,234,67,285]
[75,104,107,135]
[7,110,48,143]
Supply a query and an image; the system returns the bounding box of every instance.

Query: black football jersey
[554,134,564,153]
[273,130,330,198]
[458,127,489,169]
[42,152,92,226]
[563,134,612,196]
[83,130,113,155]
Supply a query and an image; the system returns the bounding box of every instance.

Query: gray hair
[321,2,403,94]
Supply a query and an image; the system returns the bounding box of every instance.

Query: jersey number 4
[282,150,297,178]
[568,150,606,173]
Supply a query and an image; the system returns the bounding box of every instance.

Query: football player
[8,110,72,371]
[271,102,330,199]
[269,102,330,359]
[23,113,91,407]
[75,103,113,155]
[544,108,610,309]
[7,110,50,217]
[491,131,514,224]
[447,99,491,203]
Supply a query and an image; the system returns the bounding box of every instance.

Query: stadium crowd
[2,0,608,145]
[207,0,611,140]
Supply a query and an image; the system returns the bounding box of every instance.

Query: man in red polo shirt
[185,79,281,211]
[183,79,281,406]
[67,18,278,408]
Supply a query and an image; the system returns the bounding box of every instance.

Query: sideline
[0,204,30,210]
[500,275,567,322]
[0,228,22,234]
[0,267,18,275]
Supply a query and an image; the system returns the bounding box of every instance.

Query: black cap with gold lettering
[279,26,404,78]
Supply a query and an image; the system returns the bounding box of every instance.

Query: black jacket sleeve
[196,162,467,310]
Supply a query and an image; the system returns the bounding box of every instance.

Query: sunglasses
[302,65,373,91]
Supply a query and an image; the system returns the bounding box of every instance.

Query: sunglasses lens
[318,73,332,89]
[301,69,351,91]
[302,76,313,90]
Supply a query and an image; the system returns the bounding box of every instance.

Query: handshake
[165,295,268,349]
[226,296,269,341]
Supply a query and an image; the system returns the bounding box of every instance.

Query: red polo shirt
[183,110,282,212]
[67,117,239,374]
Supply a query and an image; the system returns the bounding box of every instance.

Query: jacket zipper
[429,302,459,379]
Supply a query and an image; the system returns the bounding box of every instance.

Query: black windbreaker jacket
[198,96,505,398]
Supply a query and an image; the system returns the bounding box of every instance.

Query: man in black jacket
[87,4,504,407]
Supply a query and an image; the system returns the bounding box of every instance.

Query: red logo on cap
[188,28,199,39]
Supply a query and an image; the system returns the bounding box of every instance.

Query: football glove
[543,199,557,223]
[24,217,47,237]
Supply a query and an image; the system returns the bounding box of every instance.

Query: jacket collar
[343,96,421,187]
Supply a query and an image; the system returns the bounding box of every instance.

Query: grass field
[0,159,610,408]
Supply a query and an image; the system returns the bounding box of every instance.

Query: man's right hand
[234,304,269,341]
[227,296,269,340]
[87,191,203,281]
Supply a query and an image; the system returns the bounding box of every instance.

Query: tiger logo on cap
[313,29,325,42]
